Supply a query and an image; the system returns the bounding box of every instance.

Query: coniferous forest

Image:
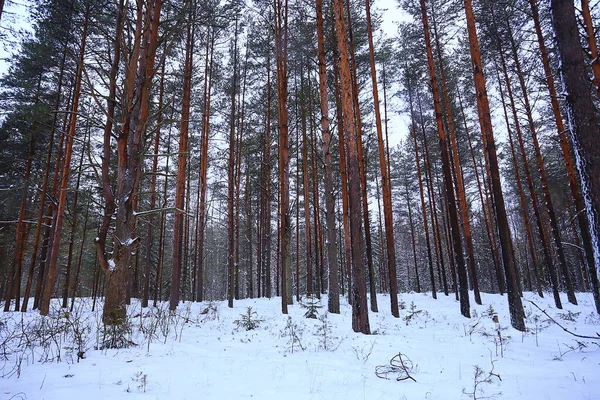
[1,0,600,396]
[2,0,600,332]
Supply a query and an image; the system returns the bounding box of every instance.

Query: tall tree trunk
[551,0,600,301]
[142,56,165,308]
[457,92,506,295]
[61,127,87,309]
[316,0,339,313]
[332,50,353,305]
[416,87,444,297]
[171,18,194,311]
[39,8,89,316]
[333,0,370,333]
[228,19,239,309]
[464,0,524,330]
[496,36,562,308]
[301,70,313,296]
[420,0,470,317]
[196,31,215,302]
[94,0,124,309]
[507,22,577,305]
[493,66,542,298]
[530,0,599,311]
[155,127,173,307]
[431,5,480,304]
[102,0,162,325]
[407,83,433,297]
[366,0,398,317]
[344,0,377,312]
[274,0,291,312]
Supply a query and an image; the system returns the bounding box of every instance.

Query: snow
[1,292,599,400]
[108,259,116,271]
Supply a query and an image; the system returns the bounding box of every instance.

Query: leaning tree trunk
[464,0,524,330]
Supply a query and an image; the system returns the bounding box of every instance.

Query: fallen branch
[375,352,417,382]
[525,299,600,340]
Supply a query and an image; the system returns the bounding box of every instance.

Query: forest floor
[1,291,599,399]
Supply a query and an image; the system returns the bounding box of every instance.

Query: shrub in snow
[280,316,305,353]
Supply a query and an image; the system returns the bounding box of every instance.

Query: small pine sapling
[302,295,322,319]
[234,307,263,331]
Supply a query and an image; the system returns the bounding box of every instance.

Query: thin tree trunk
[431,5,480,304]
[316,0,339,313]
[366,0,398,317]
[496,37,562,308]
[407,83,433,297]
[155,126,173,306]
[301,70,313,296]
[493,66,542,298]
[39,8,89,315]
[420,0,469,317]
[274,0,291,311]
[196,31,215,303]
[171,17,194,310]
[228,19,239,309]
[61,127,87,309]
[417,90,445,297]
[507,22,577,305]
[70,203,89,311]
[332,51,352,305]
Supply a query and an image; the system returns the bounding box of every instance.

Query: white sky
[0,0,32,74]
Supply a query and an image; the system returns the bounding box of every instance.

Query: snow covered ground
[1,292,599,399]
